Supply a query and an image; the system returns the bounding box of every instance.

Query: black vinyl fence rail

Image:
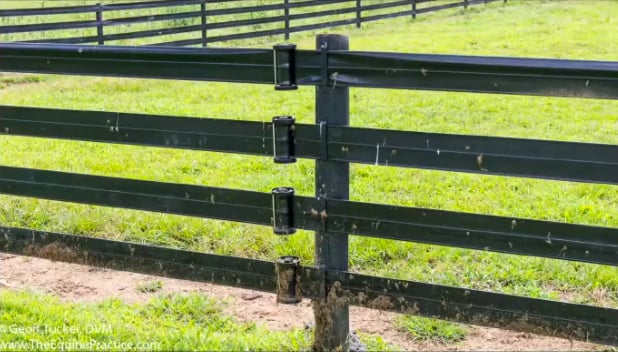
[0,0,505,46]
[0,37,617,350]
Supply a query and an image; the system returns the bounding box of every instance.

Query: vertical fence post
[201,0,207,47]
[313,34,350,352]
[284,0,290,40]
[464,0,469,9]
[96,3,104,45]
[412,0,417,19]
[356,0,361,28]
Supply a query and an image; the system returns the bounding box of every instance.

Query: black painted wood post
[96,3,104,45]
[313,34,350,352]
[464,0,469,9]
[284,0,290,40]
[412,0,417,19]
[201,0,207,47]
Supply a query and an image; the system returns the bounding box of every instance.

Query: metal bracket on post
[317,195,328,234]
[320,42,329,87]
[319,121,328,161]
[272,116,296,163]
[271,187,296,235]
[273,44,297,90]
[276,256,302,304]
[317,264,327,299]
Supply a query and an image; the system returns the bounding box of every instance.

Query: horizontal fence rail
[0,165,616,266]
[0,0,504,46]
[0,227,616,346]
[1,43,617,98]
[1,106,616,184]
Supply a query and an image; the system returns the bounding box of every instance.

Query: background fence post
[356,0,361,28]
[201,0,207,47]
[284,0,290,40]
[313,34,350,352]
[464,0,469,9]
[96,3,104,45]
[412,0,417,19]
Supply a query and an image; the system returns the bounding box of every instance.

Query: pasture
[0,0,617,350]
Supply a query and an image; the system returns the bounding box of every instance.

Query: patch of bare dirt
[0,253,607,351]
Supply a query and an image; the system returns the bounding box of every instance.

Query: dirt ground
[0,253,607,351]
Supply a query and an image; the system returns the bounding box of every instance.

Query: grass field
[0,291,310,351]
[1,0,618,349]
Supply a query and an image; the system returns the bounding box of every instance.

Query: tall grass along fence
[0,36,617,350]
[0,0,505,46]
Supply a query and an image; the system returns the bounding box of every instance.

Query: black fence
[0,38,617,350]
[1,0,505,46]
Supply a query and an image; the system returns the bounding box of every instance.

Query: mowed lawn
[0,0,617,345]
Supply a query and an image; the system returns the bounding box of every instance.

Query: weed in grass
[355,331,397,351]
[0,74,43,89]
[396,315,468,344]
[136,280,164,293]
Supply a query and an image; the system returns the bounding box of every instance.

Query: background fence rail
[0,0,505,46]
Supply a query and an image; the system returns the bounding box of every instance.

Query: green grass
[0,74,43,89]
[0,290,394,351]
[135,280,164,293]
[0,0,617,345]
[396,315,467,344]
[0,290,305,351]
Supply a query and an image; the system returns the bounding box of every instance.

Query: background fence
[1,0,505,46]
[0,36,617,350]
